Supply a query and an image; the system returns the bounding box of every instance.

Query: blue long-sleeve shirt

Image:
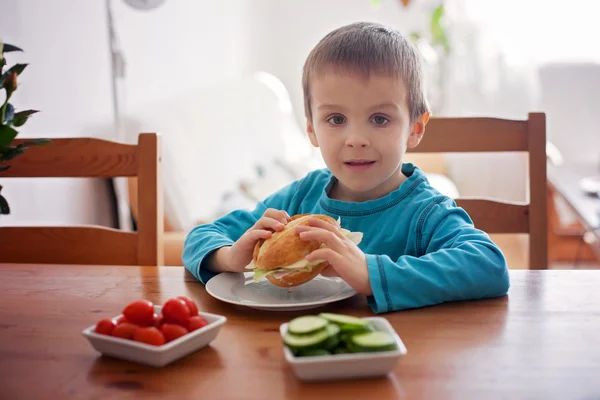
[182,163,510,313]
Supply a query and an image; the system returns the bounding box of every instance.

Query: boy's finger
[305,248,342,267]
[245,229,272,243]
[263,208,290,224]
[254,217,285,232]
[299,229,343,252]
[305,217,345,239]
[320,266,340,278]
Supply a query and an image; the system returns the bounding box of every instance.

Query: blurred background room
[1,0,598,268]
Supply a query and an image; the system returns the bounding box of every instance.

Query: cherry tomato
[177,296,199,317]
[188,316,209,332]
[95,318,116,335]
[123,299,154,326]
[153,313,164,328]
[161,298,191,326]
[112,322,139,340]
[160,323,189,342]
[114,315,127,324]
[133,327,166,346]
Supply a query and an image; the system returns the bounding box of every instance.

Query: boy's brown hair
[302,21,430,123]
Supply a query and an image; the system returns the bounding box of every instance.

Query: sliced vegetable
[350,331,397,352]
[281,313,399,357]
[319,313,371,329]
[288,316,328,335]
[297,348,331,357]
[283,323,340,351]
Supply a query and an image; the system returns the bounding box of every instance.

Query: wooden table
[1,264,599,399]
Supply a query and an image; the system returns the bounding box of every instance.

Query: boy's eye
[327,115,346,125]
[371,115,389,126]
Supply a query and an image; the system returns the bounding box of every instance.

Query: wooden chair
[407,112,548,269]
[0,133,164,266]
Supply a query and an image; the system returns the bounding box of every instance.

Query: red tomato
[123,299,154,326]
[133,327,166,346]
[114,315,127,324]
[95,318,116,335]
[177,296,199,316]
[188,316,209,332]
[112,322,139,340]
[160,323,189,342]
[161,298,191,326]
[153,313,164,328]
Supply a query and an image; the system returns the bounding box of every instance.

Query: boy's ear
[407,112,430,148]
[306,119,319,147]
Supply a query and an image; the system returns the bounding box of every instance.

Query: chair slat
[456,199,529,234]
[3,138,138,177]
[411,117,528,153]
[0,226,138,265]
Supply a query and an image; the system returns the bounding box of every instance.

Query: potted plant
[0,41,50,215]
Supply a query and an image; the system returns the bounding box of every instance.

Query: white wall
[0,0,253,227]
[112,0,249,110]
[0,0,116,227]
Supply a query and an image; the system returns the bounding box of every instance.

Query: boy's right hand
[213,209,291,273]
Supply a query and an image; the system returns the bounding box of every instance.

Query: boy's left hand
[295,218,372,296]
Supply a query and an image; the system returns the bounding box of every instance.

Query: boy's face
[306,68,428,202]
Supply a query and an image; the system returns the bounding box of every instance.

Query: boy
[182,21,509,313]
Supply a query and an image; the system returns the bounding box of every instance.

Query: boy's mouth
[344,160,376,171]
[344,160,375,166]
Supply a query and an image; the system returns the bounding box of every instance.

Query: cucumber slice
[350,331,397,352]
[297,348,331,357]
[284,323,340,351]
[288,316,328,335]
[338,322,374,334]
[319,313,370,329]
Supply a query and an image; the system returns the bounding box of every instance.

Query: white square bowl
[280,317,407,381]
[82,306,227,367]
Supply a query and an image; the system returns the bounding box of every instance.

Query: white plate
[580,176,600,195]
[82,306,227,367]
[205,272,357,311]
[281,317,407,381]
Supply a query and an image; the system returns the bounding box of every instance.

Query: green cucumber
[350,331,397,352]
[319,313,371,330]
[284,323,340,351]
[338,322,374,334]
[288,316,328,335]
[297,348,331,357]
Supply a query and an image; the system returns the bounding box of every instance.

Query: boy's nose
[345,130,370,148]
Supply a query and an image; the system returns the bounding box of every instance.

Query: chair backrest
[0,133,164,266]
[407,112,548,269]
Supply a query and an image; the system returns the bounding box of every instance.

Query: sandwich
[245,214,363,287]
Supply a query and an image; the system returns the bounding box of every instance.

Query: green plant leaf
[0,193,9,214]
[0,125,18,146]
[4,103,14,124]
[12,109,39,127]
[0,145,24,162]
[0,63,27,88]
[8,63,27,75]
[430,4,450,54]
[20,138,51,146]
[2,44,23,53]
